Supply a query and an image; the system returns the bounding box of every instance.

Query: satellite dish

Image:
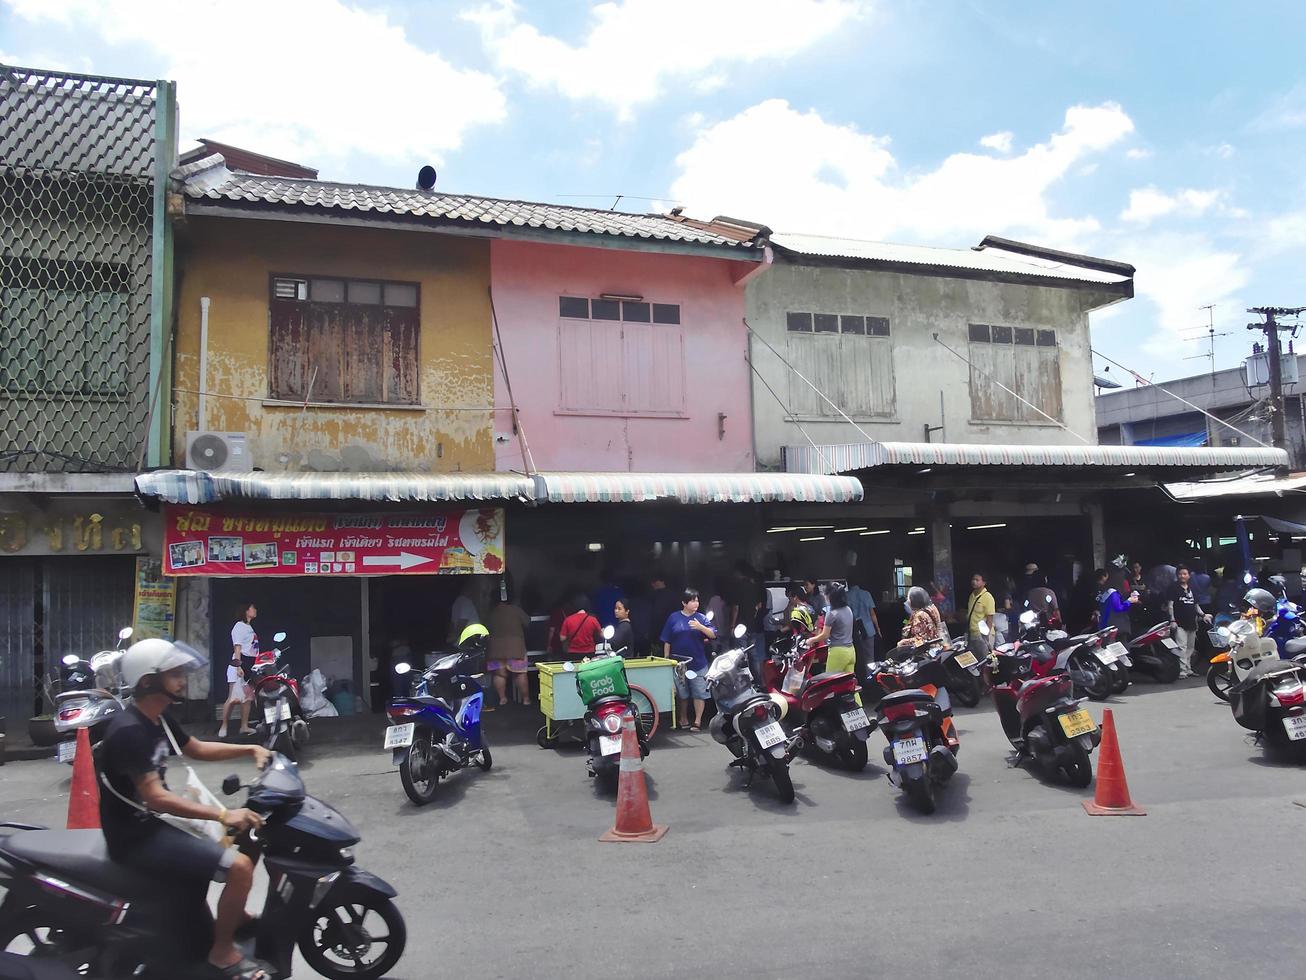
[1094,374,1122,389]
[416,165,437,191]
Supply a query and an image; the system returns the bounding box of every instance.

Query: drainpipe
[199,296,211,430]
[737,246,774,470]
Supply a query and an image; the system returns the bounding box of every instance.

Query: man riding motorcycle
[96,638,273,980]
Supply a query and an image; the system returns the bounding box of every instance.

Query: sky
[4,0,1306,379]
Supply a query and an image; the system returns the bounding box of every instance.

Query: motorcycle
[866,641,960,815]
[385,643,491,806]
[563,628,653,787]
[986,620,1101,786]
[1126,620,1184,683]
[705,625,800,803]
[249,631,310,761]
[51,626,134,765]
[762,623,874,771]
[0,753,406,979]
[1264,598,1306,657]
[940,635,984,707]
[1017,607,1116,701]
[1228,655,1306,763]
[1207,619,1279,702]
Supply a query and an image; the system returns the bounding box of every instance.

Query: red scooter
[249,631,310,761]
[987,620,1101,786]
[761,620,872,770]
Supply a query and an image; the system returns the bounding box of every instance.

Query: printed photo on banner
[168,540,205,570]
[208,536,243,562]
[244,542,279,569]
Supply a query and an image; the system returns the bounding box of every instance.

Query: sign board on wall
[0,501,153,556]
[162,506,505,577]
[133,557,176,640]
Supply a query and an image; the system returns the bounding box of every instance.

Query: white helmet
[121,638,207,695]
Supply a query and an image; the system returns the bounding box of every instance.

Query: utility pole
[1247,306,1306,451]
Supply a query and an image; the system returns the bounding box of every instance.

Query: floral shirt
[908,605,944,646]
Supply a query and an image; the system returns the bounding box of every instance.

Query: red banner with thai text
[162,506,505,577]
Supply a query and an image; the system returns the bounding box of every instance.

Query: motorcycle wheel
[1075,658,1111,701]
[839,738,869,772]
[1058,744,1094,788]
[399,735,439,806]
[903,775,937,815]
[946,663,981,708]
[536,725,557,749]
[474,741,493,771]
[1207,662,1232,702]
[1153,652,1181,684]
[299,886,407,980]
[1109,664,1130,694]
[769,759,795,804]
[0,909,94,971]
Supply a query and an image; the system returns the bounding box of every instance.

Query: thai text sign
[162,506,505,577]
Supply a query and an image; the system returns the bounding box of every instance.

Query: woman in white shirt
[219,601,259,738]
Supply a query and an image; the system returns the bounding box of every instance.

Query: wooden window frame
[785,310,896,419]
[267,273,422,407]
[966,322,1062,423]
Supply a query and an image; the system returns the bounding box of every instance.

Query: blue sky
[4,0,1305,377]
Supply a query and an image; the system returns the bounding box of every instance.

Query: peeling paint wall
[173,217,493,472]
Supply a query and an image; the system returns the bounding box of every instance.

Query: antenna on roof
[1183,304,1231,377]
[416,166,437,191]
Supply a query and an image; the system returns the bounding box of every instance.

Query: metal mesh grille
[0,65,158,472]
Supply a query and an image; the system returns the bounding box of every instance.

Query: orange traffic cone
[1082,708,1146,816]
[66,727,101,830]
[599,711,668,843]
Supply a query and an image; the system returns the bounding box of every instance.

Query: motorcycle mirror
[733,623,747,639]
[394,662,412,675]
[61,654,80,666]
[602,625,615,641]
[273,631,287,643]
[563,661,575,672]
[118,626,134,640]
[1244,571,1254,585]
[978,621,990,637]
[221,774,241,796]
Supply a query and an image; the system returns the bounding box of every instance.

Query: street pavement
[3,676,1305,979]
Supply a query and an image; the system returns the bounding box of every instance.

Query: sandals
[206,955,270,980]
[689,725,702,733]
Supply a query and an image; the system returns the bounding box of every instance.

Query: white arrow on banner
[360,552,434,570]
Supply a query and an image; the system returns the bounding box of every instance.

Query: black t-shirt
[96,705,192,855]
[1166,582,1199,628]
[611,620,635,655]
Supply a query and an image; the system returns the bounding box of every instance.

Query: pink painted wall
[490,239,756,472]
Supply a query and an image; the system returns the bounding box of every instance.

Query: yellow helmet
[458,623,489,649]
[789,605,814,634]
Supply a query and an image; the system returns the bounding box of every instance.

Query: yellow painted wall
[172,217,494,472]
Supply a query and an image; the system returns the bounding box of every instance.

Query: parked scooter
[51,626,133,764]
[705,625,800,803]
[763,621,874,770]
[249,631,310,761]
[565,627,654,787]
[0,753,406,979]
[1015,604,1115,701]
[385,625,491,805]
[1207,619,1278,702]
[867,640,960,815]
[986,620,1101,786]
[1126,620,1184,683]
[1228,655,1306,763]
[940,635,984,707]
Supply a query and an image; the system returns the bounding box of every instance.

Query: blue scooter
[384,626,492,805]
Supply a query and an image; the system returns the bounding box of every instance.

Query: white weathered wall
[746,262,1113,467]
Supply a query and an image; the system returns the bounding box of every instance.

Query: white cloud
[1121,186,1222,224]
[670,98,1134,245]
[1251,82,1306,131]
[464,0,865,117]
[1126,147,1152,160]
[1209,142,1235,159]
[1,0,506,170]
[979,131,1013,153]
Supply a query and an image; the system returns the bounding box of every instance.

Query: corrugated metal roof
[178,155,757,250]
[536,472,863,504]
[135,470,536,505]
[1165,473,1306,500]
[783,441,1288,474]
[769,232,1130,285]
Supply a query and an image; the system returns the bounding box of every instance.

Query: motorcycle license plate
[384,723,415,750]
[56,739,77,763]
[1161,638,1180,651]
[1107,642,1128,659]
[755,720,786,749]
[264,701,292,725]
[892,737,928,765]
[1283,716,1306,741]
[599,734,623,756]
[1058,709,1097,739]
[1094,647,1117,664]
[954,651,978,669]
[841,708,871,732]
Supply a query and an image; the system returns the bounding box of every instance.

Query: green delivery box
[575,657,629,703]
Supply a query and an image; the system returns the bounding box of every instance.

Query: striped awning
[134,470,536,505]
[783,441,1287,475]
[534,472,863,504]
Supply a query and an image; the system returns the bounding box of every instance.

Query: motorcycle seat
[1285,637,1306,656]
[1050,634,1090,650]
[878,688,935,707]
[590,695,627,710]
[0,829,159,898]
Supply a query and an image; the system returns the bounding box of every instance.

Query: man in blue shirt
[660,588,716,731]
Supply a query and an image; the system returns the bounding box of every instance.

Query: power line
[1247,306,1306,452]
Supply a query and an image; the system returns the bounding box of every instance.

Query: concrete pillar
[1087,498,1106,570]
[930,505,954,615]
[359,578,371,709]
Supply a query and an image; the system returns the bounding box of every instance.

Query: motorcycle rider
[1242,586,1278,644]
[96,638,273,980]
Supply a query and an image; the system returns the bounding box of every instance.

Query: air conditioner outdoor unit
[185,431,252,472]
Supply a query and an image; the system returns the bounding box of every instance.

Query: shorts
[225,668,250,702]
[826,644,856,675]
[113,820,236,884]
[486,659,529,673]
[674,670,709,701]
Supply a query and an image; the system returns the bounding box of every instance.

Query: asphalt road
[3,676,1305,980]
